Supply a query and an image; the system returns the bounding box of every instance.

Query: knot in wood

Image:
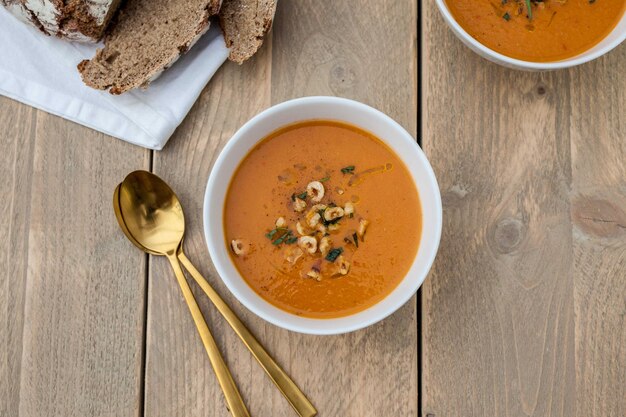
[536,83,547,96]
[329,63,357,94]
[492,217,525,254]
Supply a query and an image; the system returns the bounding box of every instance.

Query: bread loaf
[78,0,222,94]
[2,0,121,42]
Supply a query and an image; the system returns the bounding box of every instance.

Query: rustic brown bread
[219,0,277,64]
[2,0,121,41]
[77,0,222,94]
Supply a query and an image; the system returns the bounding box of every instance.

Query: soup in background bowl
[204,97,442,335]
[436,0,626,69]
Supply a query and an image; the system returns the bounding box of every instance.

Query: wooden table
[1,1,624,416]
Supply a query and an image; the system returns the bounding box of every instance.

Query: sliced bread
[2,0,122,41]
[77,0,222,94]
[219,0,277,64]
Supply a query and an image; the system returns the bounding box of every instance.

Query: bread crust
[1,0,121,42]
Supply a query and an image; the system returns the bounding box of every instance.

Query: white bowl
[204,97,442,335]
[435,0,626,70]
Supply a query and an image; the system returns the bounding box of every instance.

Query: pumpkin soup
[224,121,421,318]
[445,0,626,62]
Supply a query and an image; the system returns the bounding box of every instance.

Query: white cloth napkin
[0,8,230,150]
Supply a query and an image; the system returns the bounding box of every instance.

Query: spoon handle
[166,253,250,417]
[178,250,317,417]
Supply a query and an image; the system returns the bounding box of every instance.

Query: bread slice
[78,0,222,94]
[219,0,277,64]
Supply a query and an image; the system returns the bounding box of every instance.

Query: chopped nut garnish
[323,206,344,222]
[310,204,327,212]
[293,197,306,212]
[307,181,325,202]
[306,267,322,281]
[337,255,350,275]
[260,169,373,276]
[319,236,331,255]
[307,212,321,228]
[357,219,369,241]
[231,239,249,256]
[298,236,318,254]
[305,205,326,227]
[284,247,304,264]
[296,221,311,236]
[344,232,359,247]
[344,202,355,217]
[315,223,327,234]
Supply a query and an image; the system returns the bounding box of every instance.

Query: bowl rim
[203,96,442,335]
[434,0,626,70]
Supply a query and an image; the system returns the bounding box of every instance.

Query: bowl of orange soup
[435,0,626,69]
[204,97,442,335]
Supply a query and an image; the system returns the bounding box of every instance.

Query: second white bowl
[434,0,626,70]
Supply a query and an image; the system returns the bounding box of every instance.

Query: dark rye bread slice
[78,0,222,94]
[219,0,277,64]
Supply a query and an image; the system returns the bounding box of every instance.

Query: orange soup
[445,0,626,62]
[224,121,422,318]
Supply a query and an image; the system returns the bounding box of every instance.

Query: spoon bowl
[113,183,158,255]
[119,171,185,256]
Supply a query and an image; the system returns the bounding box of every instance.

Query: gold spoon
[115,171,317,417]
[117,171,250,417]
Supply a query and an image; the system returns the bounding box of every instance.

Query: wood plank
[421,2,626,415]
[0,98,150,417]
[146,1,418,416]
[569,52,626,417]
[0,97,37,417]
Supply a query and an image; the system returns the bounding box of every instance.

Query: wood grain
[421,1,626,416]
[146,1,418,416]
[0,98,150,417]
[569,52,626,417]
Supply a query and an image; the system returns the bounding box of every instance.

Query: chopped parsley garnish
[291,191,308,201]
[272,230,293,245]
[318,176,330,182]
[265,227,287,239]
[325,247,343,262]
[503,12,511,20]
[265,227,294,245]
[525,0,532,19]
[340,165,355,174]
